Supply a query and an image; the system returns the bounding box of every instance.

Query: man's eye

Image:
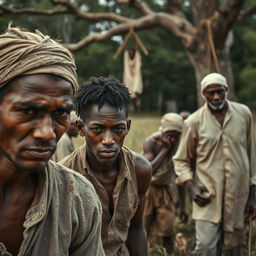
[114,127,125,133]
[91,127,103,133]
[19,109,34,115]
[53,110,69,117]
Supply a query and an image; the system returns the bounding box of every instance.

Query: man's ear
[127,119,131,133]
[76,120,85,137]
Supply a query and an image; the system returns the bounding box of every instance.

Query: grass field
[72,114,256,255]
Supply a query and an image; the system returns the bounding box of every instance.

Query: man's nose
[213,92,221,100]
[33,116,56,141]
[102,131,114,145]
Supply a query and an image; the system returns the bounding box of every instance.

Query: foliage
[231,16,256,110]
[0,1,255,112]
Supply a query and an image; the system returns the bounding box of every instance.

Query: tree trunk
[185,32,237,107]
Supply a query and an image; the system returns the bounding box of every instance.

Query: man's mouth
[22,147,55,159]
[98,149,117,158]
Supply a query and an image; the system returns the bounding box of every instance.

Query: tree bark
[186,31,236,106]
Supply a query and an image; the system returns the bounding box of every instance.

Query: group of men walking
[0,25,255,256]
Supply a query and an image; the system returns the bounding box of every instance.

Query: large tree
[0,0,255,105]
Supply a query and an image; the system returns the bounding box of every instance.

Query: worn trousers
[192,220,243,256]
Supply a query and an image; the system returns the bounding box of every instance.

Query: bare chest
[215,114,226,126]
[95,172,118,216]
[0,206,28,256]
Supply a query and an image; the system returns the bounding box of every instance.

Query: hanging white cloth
[123,49,143,99]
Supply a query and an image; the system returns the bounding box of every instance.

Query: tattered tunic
[1,161,104,256]
[173,101,256,246]
[60,145,139,256]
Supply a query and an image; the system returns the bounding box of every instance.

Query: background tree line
[0,0,255,113]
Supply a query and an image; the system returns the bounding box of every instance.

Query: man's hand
[184,180,212,207]
[179,206,189,224]
[245,185,256,222]
[161,133,172,149]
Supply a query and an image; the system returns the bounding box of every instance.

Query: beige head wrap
[159,113,184,133]
[0,26,78,92]
[201,73,228,98]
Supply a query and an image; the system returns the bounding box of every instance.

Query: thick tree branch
[0,1,131,24]
[115,0,154,15]
[167,0,184,17]
[49,0,132,23]
[0,5,68,15]
[189,0,218,26]
[213,0,246,47]
[237,4,256,22]
[64,13,195,52]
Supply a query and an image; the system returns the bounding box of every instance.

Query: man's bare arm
[143,136,171,174]
[126,153,152,256]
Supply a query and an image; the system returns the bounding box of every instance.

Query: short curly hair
[75,76,131,119]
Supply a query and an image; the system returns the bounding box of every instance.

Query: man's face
[66,122,79,137]
[203,84,227,111]
[161,130,181,146]
[77,104,130,164]
[0,74,74,172]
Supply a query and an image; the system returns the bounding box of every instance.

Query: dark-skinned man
[143,113,188,255]
[60,76,152,256]
[173,73,256,256]
[51,111,79,161]
[0,26,104,256]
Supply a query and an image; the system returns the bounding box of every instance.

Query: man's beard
[207,93,227,111]
[208,100,226,111]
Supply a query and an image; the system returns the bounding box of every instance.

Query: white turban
[201,73,228,96]
[159,113,184,133]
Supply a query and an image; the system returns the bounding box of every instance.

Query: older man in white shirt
[173,73,256,255]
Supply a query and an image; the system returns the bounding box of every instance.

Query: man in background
[173,73,256,255]
[52,111,79,161]
[179,111,190,121]
[143,113,188,255]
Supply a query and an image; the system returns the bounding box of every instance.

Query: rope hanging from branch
[202,12,221,73]
[113,27,148,58]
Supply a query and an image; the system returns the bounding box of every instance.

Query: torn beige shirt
[60,145,139,256]
[9,161,105,256]
[123,50,143,99]
[173,101,256,232]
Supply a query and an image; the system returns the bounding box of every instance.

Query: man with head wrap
[51,111,79,162]
[0,26,104,256]
[173,73,256,255]
[143,113,188,255]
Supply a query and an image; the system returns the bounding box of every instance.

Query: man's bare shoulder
[144,131,162,148]
[134,152,152,192]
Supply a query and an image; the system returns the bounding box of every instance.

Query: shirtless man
[61,76,152,255]
[143,113,188,254]
[0,27,104,256]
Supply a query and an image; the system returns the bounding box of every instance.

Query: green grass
[124,114,161,153]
